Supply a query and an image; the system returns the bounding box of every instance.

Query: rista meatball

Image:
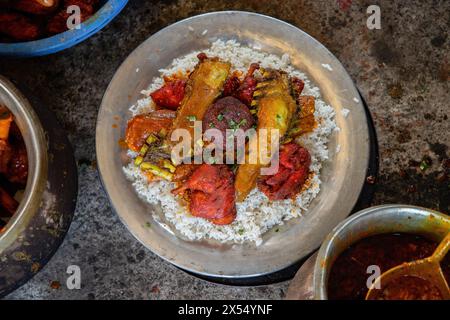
[202,97,254,151]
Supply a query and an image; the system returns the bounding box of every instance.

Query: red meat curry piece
[46,0,97,34]
[258,142,311,200]
[125,109,175,152]
[223,63,260,106]
[0,12,41,41]
[150,79,187,110]
[172,164,236,225]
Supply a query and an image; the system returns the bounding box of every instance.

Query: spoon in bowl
[366,232,450,300]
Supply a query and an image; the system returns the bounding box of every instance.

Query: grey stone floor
[1,0,448,299]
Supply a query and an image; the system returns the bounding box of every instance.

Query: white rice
[124,40,337,245]
[341,108,350,118]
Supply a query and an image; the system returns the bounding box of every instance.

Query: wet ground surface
[1,0,448,299]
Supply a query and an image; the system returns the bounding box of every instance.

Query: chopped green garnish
[236,119,246,128]
[276,114,283,125]
[186,115,197,122]
[209,122,215,128]
[238,228,245,235]
[217,114,224,121]
[206,156,216,164]
[419,161,429,171]
[419,157,432,171]
[228,118,248,131]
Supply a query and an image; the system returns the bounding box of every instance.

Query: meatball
[202,97,254,151]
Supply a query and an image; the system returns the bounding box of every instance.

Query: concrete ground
[1,0,448,299]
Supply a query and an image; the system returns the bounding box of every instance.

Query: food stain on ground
[150,285,160,294]
[50,280,61,290]
[371,39,399,66]
[438,59,449,82]
[387,82,403,99]
[428,142,449,162]
[430,34,447,47]
[396,129,411,144]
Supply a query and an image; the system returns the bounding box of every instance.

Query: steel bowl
[96,11,370,278]
[0,0,128,57]
[286,204,450,299]
[0,76,48,250]
[0,76,77,296]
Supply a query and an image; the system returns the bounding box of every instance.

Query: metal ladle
[366,232,450,300]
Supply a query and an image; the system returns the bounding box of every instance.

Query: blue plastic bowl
[0,0,128,57]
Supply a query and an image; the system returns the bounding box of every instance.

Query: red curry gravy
[327,233,450,300]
